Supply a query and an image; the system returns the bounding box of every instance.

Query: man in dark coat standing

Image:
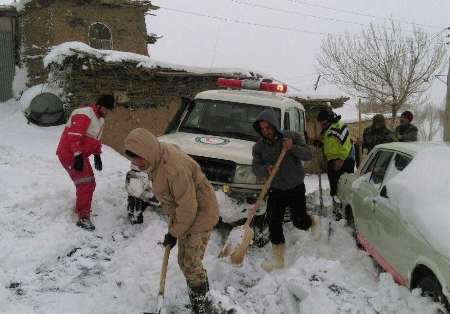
[395,111,418,142]
[252,109,320,272]
[362,114,394,153]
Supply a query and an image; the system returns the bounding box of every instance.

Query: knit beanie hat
[401,110,413,122]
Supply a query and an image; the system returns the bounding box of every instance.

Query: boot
[188,281,217,314]
[311,215,321,241]
[76,217,95,231]
[261,243,285,272]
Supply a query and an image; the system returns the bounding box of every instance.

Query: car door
[352,149,394,250]
[372,153,413,284]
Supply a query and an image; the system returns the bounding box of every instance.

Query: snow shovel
[143,245,171,314]
[218,148,287,265]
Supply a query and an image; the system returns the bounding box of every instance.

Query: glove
[94,154,102,171]
[162,233,177,249]
[73,154,84,171]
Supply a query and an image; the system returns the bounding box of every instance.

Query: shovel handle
[158,245,171,295]
[244,148,287,227]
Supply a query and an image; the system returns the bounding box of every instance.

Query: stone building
[19,0,158,86]
[45,43,260,153]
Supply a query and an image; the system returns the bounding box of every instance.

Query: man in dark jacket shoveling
[252,110,321,272]
[124,128,219,314]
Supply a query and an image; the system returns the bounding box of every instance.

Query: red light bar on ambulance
[217,78,287,93]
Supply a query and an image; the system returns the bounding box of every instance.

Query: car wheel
[416,272,450,313]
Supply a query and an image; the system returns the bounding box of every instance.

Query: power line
[284,0,445,30]
[227,0,437,38]
[158,6,328,36]
[159,5,450,41]
[229,0,365,27]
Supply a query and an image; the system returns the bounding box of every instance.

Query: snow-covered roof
[44,41,264,78]
[7,0,156,11]
[334,103,398,124]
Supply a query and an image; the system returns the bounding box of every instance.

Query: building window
[89,22,112,50]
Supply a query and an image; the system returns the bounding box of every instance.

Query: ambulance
[126,78,307,245]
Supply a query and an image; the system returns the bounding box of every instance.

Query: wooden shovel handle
[244,148,287,227]
[158,245,171,295]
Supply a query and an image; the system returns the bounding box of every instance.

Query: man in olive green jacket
[124,128,219,314]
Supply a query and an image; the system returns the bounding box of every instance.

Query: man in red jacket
[56,95,115,230]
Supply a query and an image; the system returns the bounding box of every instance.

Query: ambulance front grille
[189,155,236,183]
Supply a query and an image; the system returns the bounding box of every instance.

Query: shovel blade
[143,294,166,314]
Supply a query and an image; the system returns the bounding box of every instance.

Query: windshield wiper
[221,131,257,141]
[180,126,224,137]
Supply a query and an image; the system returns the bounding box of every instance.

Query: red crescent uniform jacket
[56,104,104,159]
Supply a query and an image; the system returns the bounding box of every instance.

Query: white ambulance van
[126,78,307,245]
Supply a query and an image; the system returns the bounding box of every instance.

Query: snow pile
[215,190,249,223]
[0,98,442,313]
[43,41,262,77]
[221,226,246,254]
[387,145,450,259]
[12,66,29,99]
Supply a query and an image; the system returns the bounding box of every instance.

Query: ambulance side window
[296,108,305,134]
[283,112,290,130]
[288,108,300,132]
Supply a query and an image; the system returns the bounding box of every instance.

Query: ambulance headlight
[233,165,257,184]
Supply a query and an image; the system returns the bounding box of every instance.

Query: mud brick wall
[20,0,151,86]
[50,54,250,154]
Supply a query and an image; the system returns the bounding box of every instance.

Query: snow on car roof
[195,89,304,111]
[386,145,450,260]
[373,141,450,156]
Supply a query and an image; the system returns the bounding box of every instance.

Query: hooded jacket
[362,115,394,152]
[56,104,104,159]
[124,128,219,238]
[252,110,312,191]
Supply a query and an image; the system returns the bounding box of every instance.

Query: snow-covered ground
[0,98,441,314]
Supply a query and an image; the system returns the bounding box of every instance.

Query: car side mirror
[380,185,388,198]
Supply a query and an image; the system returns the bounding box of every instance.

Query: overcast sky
[2,0,449,105]
[147,0,450,104]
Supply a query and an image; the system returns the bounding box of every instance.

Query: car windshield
[179,99,281,142]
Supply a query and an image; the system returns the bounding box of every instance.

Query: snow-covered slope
[0,98,441,313]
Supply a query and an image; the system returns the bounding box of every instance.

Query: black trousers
[266,183,312,245]
[327,157,355,197]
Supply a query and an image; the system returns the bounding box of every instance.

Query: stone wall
[20,0,152,86]
[20,3,54,86]
[49,54,252,153]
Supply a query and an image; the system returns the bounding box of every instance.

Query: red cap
[401,111,413,122]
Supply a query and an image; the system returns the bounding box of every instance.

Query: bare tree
[317,22,446,122]
[415,101,445,141]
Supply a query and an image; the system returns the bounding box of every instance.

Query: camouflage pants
[178,230,211,287]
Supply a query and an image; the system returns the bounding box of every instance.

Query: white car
[336,142,450,311]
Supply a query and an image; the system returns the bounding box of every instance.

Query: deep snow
[0,98,442,313]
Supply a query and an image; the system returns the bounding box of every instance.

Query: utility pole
[445,56,450,141]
